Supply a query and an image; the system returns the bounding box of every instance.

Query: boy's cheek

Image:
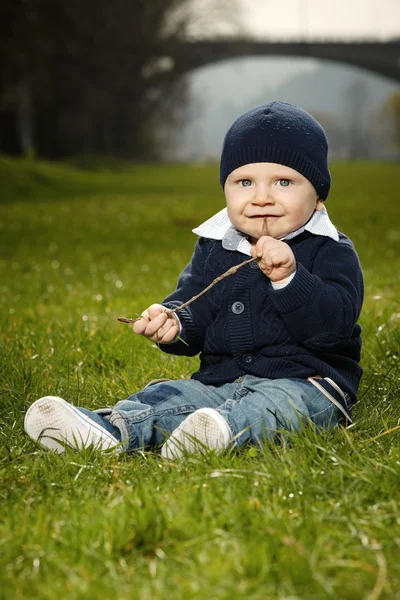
[225,204,234,222]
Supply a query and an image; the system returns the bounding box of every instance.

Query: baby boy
[24,101,364,459]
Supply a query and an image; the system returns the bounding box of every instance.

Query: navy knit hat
[219,101,331,200]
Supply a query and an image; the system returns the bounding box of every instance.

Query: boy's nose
[254,187,274,205]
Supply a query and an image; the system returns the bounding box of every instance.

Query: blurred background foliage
[1,1,400,164]
[0,0,238,160]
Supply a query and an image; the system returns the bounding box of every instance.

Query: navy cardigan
[161,231,363,404]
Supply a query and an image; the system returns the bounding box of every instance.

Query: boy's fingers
[132,308,151,333]
[144,312,168,337]
[256,238,289,263]
[252,240,262,257]
[160,326,179,344]
[156,318,178,342]
[147,304,167,319]
[133,313,149,334]
[132,304,178,341]
[158,314,176,335]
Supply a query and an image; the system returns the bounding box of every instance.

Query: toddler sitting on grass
[24,101,363,459]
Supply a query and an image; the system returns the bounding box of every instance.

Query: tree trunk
[0,106,22,155]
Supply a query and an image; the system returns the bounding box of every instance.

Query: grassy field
[1,156,400,599]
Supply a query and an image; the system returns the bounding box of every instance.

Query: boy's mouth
[248,214,280,219]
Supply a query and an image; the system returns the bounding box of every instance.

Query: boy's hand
[251,236,296,284]
[133,303,180,344]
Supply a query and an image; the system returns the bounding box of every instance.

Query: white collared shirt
[192,206,339,256]
[169,206,339,336]
[192,206,339,289]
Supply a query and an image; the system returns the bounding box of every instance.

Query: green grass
[1,156,400,599]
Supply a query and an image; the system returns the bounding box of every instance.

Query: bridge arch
[165,39,400,84]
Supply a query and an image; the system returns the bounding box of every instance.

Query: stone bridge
[162,39,400,83]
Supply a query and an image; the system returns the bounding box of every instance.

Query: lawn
[1,156,400,599]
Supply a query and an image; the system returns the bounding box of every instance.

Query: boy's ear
[315,199,324,211]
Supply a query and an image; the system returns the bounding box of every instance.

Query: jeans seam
[309,403,338,420]
[109,411,131,451]
[111,404,198,451]
[121,404,198,425]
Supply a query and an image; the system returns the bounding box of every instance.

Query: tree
[371,90,400,160]
[0,0,240,160]
[384,91,400,158]
[346,79,369,159]
[305,111,349,159]
[0,0,42,154]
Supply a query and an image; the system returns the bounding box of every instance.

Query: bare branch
[118,257,254,324]
[118,218,265,325]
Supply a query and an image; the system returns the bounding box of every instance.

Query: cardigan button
[250,260,259,270]
[243,354,253,365]
[231,301,244,314]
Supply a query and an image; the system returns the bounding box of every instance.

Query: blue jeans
[84,376,350,453]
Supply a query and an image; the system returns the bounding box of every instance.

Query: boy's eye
[278,179,291,187]
[239,179,252,187]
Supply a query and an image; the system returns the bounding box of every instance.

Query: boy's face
[224,163,324,242]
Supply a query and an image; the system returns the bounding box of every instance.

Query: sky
[176,0,400,160]
[240,0,400,40]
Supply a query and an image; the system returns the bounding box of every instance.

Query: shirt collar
[192,206,339,257]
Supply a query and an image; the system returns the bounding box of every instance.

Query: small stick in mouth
[118,218,269,325]
[262,216,267,237]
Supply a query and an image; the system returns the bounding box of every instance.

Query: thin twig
[118,316,142,323]
[117,257,255,323]
[366,550,387,600]
[262,216,267,237]
[117,218,266,324]
[367,425,400,443]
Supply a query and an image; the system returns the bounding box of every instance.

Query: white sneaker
[161,408,232,460]
[24,396,120,453]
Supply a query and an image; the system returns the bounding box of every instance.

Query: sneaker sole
[161,408,231,460]
[24,396,119,453]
